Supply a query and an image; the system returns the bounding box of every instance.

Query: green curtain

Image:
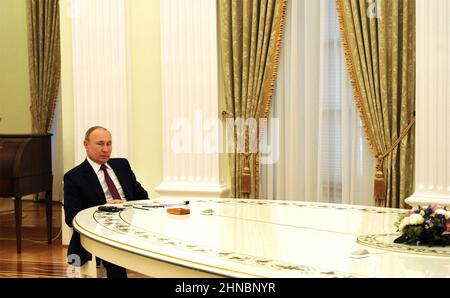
[336,0,415,208]
[27,0,61,133]
[219,0,287,198]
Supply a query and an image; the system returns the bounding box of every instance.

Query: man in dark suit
[64,126,149,278]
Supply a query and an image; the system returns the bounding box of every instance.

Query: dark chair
[0,134,53,253]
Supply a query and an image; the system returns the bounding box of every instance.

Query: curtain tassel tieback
[373,117,416,206]
[240,153,251,197]
[374,156,386,206]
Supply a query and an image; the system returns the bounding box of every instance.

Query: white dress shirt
[86,157,126,201]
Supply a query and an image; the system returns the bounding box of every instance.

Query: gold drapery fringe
[255,0,288,198]
[258,0,288,122]
[335,0,379,158]
[336,0,383,205]
[220,0,288,198]
[335,0,415,206]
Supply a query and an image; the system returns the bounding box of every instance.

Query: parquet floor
[0,199,146,278]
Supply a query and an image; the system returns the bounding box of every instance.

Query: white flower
[409,213,424,225]
[445,211,450,220]
[434,208,447,216]
[399,216,410,233]
[419,210,425,216]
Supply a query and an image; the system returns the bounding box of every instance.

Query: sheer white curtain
[260,0,376,206]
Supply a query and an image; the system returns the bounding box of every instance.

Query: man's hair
[84,126,109,141]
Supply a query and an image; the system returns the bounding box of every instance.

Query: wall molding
[71,0,130,164]
[406,0,450,207]
[156,0,228,198]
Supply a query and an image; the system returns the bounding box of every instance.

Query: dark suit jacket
[63,158,149,266]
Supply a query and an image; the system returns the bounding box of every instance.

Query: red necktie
[100,164,121,200]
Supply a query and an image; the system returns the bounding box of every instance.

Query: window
[260,0,375,206]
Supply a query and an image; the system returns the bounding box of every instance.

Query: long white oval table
[72,198,450,277]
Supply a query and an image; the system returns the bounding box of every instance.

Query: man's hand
[106,199,125,204]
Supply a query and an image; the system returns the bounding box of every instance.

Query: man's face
[84,129,112,164]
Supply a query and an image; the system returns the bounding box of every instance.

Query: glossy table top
[73,198,450,277]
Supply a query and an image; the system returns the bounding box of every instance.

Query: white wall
[406,0,450,207]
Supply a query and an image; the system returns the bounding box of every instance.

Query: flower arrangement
[394,205,450,246]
